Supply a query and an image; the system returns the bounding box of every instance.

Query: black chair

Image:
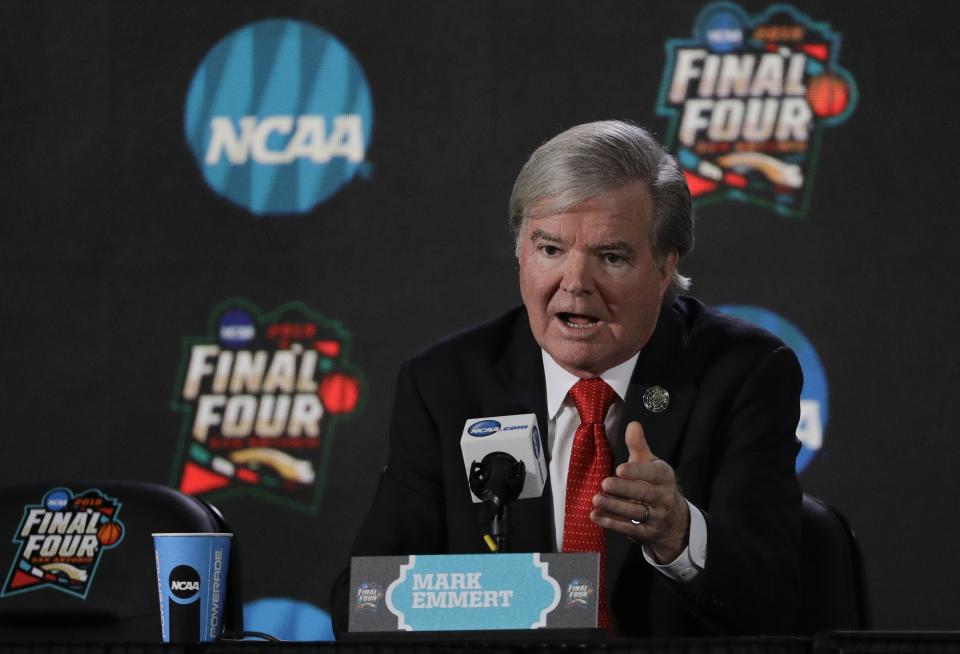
[0,480,243,642]
[797,493,869,634]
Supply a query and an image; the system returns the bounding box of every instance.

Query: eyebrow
[529,228,564,244]
[595,241,636,256]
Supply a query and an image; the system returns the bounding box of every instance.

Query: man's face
[518,181,677,378]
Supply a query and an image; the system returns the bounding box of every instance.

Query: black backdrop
[2,0,959,635]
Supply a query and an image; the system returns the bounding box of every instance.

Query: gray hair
[509,120,694,302]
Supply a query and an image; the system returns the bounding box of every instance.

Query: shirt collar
[541,350,640,419]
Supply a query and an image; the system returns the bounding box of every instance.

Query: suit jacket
[331,297,803,637]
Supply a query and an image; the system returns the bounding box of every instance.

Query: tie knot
[569,377,616,425]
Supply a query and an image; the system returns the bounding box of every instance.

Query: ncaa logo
[184,19,374,216]
[468,420,501,437]
[44,489,69,511]
[701,5,743,53]
[168,565,202,602]
[218,309,256,348]
[718,305,828,473]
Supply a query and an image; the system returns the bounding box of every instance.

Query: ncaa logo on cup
[184,19,374,216]
[169,565,202,602]
[468,420,501,437]
[717,305,828,473]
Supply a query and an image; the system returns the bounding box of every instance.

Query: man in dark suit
[331,121,802,637]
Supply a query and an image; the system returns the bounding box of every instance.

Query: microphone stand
[491,503,511,553]
[469,452,525,553]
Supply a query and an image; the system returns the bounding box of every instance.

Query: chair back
[798,493,869,634]
[0,480,243,642]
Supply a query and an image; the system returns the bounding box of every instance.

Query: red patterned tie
[563,377,616,632]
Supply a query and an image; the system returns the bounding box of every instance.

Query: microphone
[469,452,525,529]
[460,414,547,550]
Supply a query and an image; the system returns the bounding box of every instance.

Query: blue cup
[153,532,232,642]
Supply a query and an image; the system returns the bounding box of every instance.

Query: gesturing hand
[590,421,690,563]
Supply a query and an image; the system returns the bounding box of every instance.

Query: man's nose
[559,254,594,295]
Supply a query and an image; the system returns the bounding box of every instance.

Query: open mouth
[558,312,601,329]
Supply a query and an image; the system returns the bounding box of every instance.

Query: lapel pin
[642,386,670,413]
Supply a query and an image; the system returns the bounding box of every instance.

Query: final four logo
[355,582,383,610]
[565,578,593,608]
[170,300,364,512]
[656,3,857,217]
[2,488,125,598]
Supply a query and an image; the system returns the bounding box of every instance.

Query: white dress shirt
[541,350,707,583]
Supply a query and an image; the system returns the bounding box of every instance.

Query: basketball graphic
[319,372,361,414]
[97,521,123,546]
[807,73,850,118]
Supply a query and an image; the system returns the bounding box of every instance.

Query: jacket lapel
[614,302,692,465]
[607,302,695,600]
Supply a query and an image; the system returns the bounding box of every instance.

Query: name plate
[348,552,598,632]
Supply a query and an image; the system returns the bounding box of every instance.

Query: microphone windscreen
[459,414,547,503]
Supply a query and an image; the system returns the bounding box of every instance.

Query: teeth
[560,313,599,328]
